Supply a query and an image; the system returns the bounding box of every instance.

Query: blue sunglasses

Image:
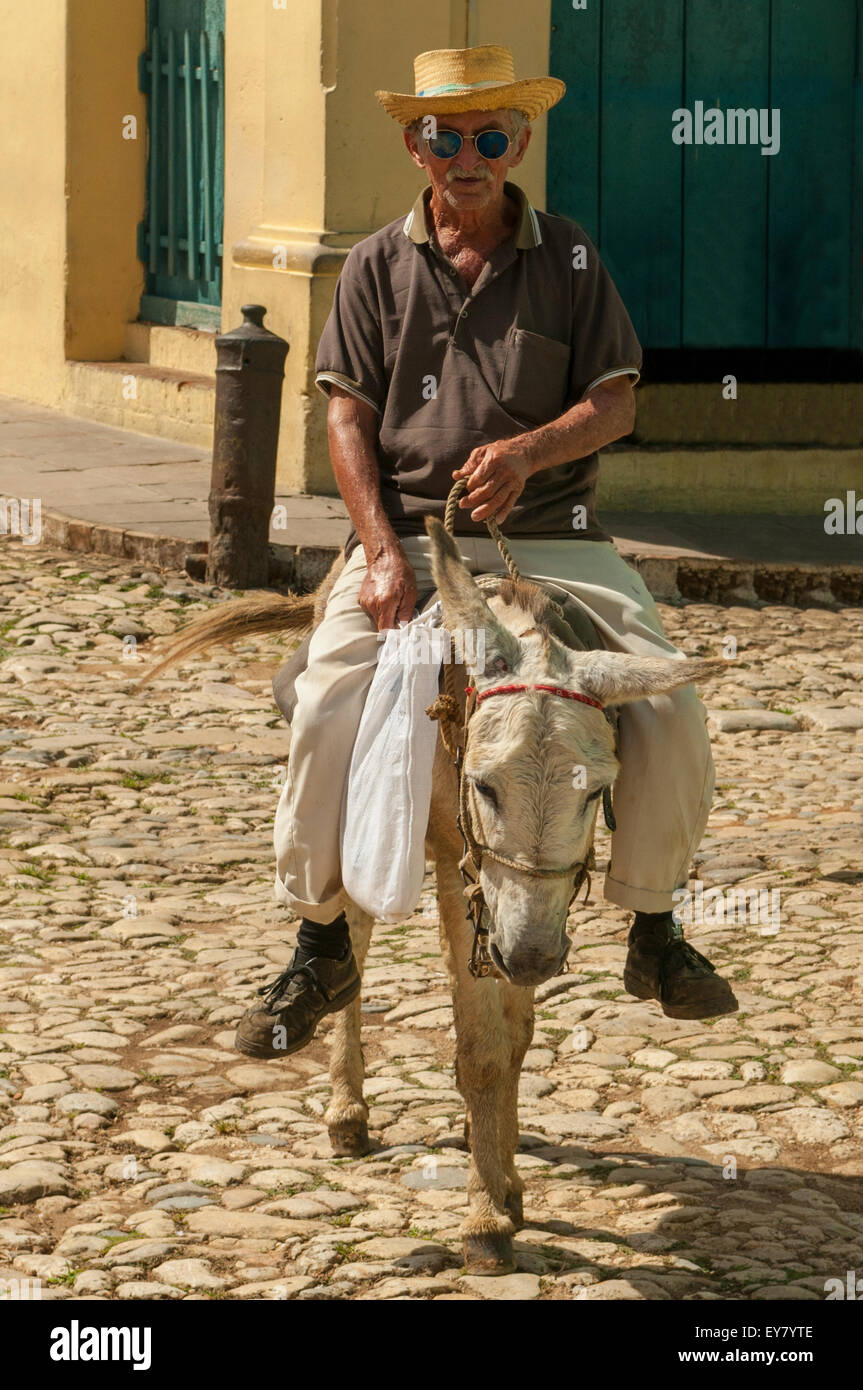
[425,128,512,161]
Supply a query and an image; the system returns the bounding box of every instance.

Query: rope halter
[428,682,610,981]
[424,479,615,979]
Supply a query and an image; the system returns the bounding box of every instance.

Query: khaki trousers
[273,535,714,922]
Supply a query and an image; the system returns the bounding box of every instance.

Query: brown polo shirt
[314,181,641,559]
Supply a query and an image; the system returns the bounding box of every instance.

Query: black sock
[296,911,350,961]
[634,910,674,926]
[632,909,677,938]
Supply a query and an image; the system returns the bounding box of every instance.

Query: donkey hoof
[463,1231,516,1275]
[328,1119,370,1157]
[504,1190,524,1227]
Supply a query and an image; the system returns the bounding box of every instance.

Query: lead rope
[444,477,568,621]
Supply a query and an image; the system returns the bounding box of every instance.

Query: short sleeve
[314,249,387,415]
[568,232,642,405]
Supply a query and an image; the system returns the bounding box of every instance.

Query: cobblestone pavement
[0,542,861,1303]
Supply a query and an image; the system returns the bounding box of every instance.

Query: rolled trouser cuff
[274,870,347,925]
[603,872,677,915]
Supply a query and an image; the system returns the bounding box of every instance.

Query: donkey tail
[137,590,314,688]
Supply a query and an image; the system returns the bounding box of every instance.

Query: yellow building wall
[65,0,148,365]
[0,0,147,405]
[0,0,69,403]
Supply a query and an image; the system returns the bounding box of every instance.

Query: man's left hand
[452,440,534,523]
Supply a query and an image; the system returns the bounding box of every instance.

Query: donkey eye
[585,787,604,802]
[473,781,498,806]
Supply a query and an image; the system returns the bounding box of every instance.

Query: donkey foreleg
[325,900,374,1156]
[497,983,535,1228]
[437,862,519,1274]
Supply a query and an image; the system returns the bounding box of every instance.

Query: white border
[314,372,382,414]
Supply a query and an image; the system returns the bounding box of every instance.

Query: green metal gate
[548,0,863,351]
[138,0,225,328]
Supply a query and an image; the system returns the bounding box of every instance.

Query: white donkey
[143,516,723,1274]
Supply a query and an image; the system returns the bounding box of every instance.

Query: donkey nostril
[489,941,511,977]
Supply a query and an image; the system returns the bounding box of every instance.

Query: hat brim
[375,77,565,125]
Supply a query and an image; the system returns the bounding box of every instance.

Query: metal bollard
[206,303,289,588]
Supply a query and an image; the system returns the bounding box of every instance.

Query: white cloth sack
[340,603,445,921]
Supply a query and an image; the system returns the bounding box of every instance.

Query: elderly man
[234,45,737,1060]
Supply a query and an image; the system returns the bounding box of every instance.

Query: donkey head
[427,518,724,987]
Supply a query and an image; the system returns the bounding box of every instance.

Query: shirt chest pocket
[497,327,572,426]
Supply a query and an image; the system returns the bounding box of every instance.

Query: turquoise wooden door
[138,0,225,327]
[548,0,863,350]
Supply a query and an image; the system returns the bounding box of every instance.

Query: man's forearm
[453,376,637,523]
[327,391,402,560]
[521,377,636,476]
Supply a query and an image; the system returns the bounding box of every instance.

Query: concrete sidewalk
[0,394,860,602]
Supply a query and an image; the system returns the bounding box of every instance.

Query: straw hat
[376,45,565,125]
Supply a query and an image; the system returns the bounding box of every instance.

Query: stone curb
[37,507,863,605]
[41,512,208,573]
[674,557,863,607]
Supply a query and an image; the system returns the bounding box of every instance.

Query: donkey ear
[573,652,726,708]
[425,517,519,673]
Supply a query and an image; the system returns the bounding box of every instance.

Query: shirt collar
[402,180,542,250]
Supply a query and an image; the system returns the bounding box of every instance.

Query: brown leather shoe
[234,947,360,1059]
[623,913,738,1020]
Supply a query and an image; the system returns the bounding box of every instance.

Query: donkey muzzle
[489,934,570,988]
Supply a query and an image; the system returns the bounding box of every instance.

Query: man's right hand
[358,546,418,631]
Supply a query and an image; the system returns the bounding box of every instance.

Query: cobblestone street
[0,540,862,1302]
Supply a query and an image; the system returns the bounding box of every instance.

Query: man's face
[405,108,531,213]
